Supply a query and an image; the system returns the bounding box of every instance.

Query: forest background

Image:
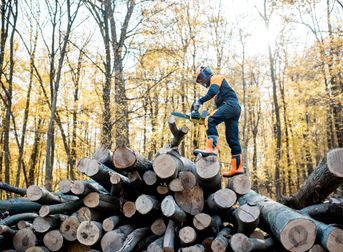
[0,0,342,201]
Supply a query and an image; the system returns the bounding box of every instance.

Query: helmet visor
[196,71,206,84]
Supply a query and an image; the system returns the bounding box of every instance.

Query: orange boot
[193,135,218,157]
[222,154,244,177]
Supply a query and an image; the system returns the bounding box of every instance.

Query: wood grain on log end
[179,171,196,191]
[26,185,43,201]
[43,230,64,251]
[175,186,204,215]
[135,194,159,215]
[77,157,92,173]
[102,216,121,232]
[153,154,178,179]
[325,227,343,252]
[162,195,187,222]
[157,184,169,195]
[60,216,80,241]
[195,155,220,179]
[151,218,166,236]
[93,146,112,164]
[327,148,343,177]
[82,159,100,177]
[308,244,326,252]
[143,170,158,186]
[169,178,184,192]
[193,213,211,231]
[113,146,136,169]
[281,218,316,252]
[179,226,197,246]
[33,216,59,233]
[70,180,87,195]
[227,175,251,195]
[122,201,136,218]
[230,233,252,252]
[59,179,72,193]
[13,228,37,252]
[76,221,102,246]
[39,205,50,217]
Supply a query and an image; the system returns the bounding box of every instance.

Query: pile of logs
[0,115,342,252]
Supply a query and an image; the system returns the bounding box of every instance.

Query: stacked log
[0,117,342,252]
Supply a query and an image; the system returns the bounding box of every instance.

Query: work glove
[191,100,201,113]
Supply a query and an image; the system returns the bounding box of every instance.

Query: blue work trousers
[205,102,242,155]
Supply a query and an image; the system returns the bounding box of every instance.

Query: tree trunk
[239,190,316,252]
[76,221,102,246]
[161,195,187,223]
[282,148,343,209]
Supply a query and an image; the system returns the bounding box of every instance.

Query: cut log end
[153,154,178,179]
[179,226,197,245]
[39,205,50,217]
[195,155,220,179]
[83,192,100,208]
[59,179,72,193]
[193,213,211,231]
[214,188,237,209]
[230,233,252,252]
[122,201,136,218]
[143,170,158,186]
[43,230,64,251]
[151,218,166,236]
[27,185,43,201]
[60,216,80,241]
[13,228,37,252]
[227,175,251,195]
[70,181,86,195]
[237,204,260,223]
[179,171,196,191]
[76,221,102,246]
[113,146,136,169]
[93,146,112,164]
[280,218,316,252]
[135,194,158,215]
[327,148,343,177]
[326,227,343,252]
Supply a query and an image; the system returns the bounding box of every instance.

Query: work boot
[222,154,244,177]
[193,135,218,157]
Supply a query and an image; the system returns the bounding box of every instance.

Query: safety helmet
[195,66,213,87]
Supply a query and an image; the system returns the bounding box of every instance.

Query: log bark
[134,234,158,252]
[207,188,236,211]
[179,226,197,246]
[163,220,176,252]
[43,230,64,251]
[0,225,16,236]
[282,148,343,209]
[178,244,205,252]
[71,180,107,197]
[100,224,135,252]
[135,194,160,215]
[118,226,149,252]
[248,236,274,251]
[239,190,317,252]
[229,233,253,252]
[113,146,152,172]
[13,228,37,252]
[161,195,187,223]
[211,227,233,252]
[83,192,120,211]
[76,221,102,246]
[234,204,260,235]
[0,182,26,196]
[227,175,251,196]
[0,198,41,215]
[60,214,80,241]
[33,215,61,233]
[110,172,134,196]
[102,215,122,232]
[195,155,221,193]
[39,199,83,217]
[167,115,189,148]
[150,218,166,236]
[147,236,163,252]
[0,213,38,226]
[175,186,204,215]
[27,185,77,204]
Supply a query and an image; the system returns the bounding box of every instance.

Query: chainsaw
[171,110,209,125]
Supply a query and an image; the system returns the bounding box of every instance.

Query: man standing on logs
[192,66,243,177]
